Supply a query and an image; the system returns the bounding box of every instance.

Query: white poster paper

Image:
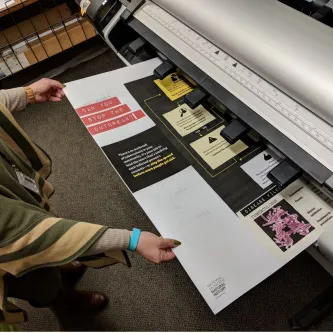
[64,58,161,147]
[64,59,323,315]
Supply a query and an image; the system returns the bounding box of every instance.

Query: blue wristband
[128,228,141,251]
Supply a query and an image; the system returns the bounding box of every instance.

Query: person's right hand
[135,231,181,264]
[29,78,65,103]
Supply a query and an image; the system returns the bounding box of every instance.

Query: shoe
[53,290,109,314]
[58,261,87,287]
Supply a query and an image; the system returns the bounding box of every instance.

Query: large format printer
[76,0,333,326]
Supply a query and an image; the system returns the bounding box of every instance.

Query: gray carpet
[12,49,333,331]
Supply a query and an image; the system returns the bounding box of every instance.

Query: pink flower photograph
[254,200,314,252]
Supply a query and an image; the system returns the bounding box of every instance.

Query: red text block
[88,110,146,135]
[81,104,131,126]
[76,97,120,117]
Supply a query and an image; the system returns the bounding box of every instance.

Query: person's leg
[58,261,87,288]
[6,264,109,314]
[6,267,62,306]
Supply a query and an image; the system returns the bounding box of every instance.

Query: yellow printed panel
[154,73,193,101]
[163,104,216,137]
[190,125,248,170]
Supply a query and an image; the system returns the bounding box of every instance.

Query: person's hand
[135,231,181,264]
[29,78,65,103]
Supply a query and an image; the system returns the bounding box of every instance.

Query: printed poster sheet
[163,104,215,137]
[154,73,193,101]
[64,58,324,315]
[241,149,283,189]
[237,180,331,257]
[190,125,248,170]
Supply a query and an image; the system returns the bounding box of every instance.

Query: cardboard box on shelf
[30,4,72,32]
[67,20,96,45]
[45,3,72,24]
[0,0,96,80]
[2,25,21,45]
[24,19,96,66]
[17,20,36,38]
[0,3,73,46]
[0,33,7,48]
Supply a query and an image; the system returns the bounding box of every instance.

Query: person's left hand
[29,78,65,103]
[135,231,181,264]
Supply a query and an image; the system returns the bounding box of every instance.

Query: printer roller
[153,0,333,126]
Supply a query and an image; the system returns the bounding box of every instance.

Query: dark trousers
[6,268,63,306]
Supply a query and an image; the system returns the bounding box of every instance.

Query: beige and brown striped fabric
[0,102,130,323]
[0,106,52,178]
[0,104,53,211]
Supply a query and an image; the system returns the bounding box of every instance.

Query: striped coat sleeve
[0,195,129,324]
[0,88,27,113]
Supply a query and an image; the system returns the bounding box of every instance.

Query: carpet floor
[12,49,333,331]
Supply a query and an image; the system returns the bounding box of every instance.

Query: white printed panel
[241,149,283,189]
[134,167,318,314]
[64,58,160,146]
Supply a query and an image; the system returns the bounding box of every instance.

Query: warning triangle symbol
[232,63,238,67]
[209,137,217,144]
[215,50,220,55]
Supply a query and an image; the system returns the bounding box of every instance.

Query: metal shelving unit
[0,0,97,80]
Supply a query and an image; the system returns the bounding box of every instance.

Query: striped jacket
[0,94,129,324]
